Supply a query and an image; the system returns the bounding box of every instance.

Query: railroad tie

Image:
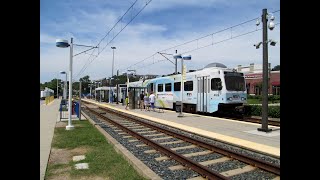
[125,125,144,128]
[182,150,213,157]
[170,145,196,151]
[132,128,150,131]
[155,156,170,161]
[159,140,184,145]
[122,136,133,139]
[138,130,157,134]
[186,176,206,180]
[199,157,231,166]
[144,149,157,154]
[169,157,230,171]
[151,136,173,141]
[220,165,256,177]
[136,144,148,147]
[128,139,139,142]
[143,133,164,137]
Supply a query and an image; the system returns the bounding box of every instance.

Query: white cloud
[40,0,280,83]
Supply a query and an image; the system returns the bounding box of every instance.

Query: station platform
[82,99,280,158]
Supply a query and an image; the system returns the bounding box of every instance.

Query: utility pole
[79,81,82,120]
[258,8,272,132]
[116,70,119,104]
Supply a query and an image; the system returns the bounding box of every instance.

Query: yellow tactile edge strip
[83,99,280,158]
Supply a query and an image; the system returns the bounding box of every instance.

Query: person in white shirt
[149,91,156,111]
[143,93,150,111]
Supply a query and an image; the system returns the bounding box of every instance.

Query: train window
[158,84,163,92]
[211,78,222,90]
[174,82,181,91]
[184,81,193,91]
[165,83,172,92]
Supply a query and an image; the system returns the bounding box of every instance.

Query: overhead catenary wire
[75,0,153,79]
[120,10,280,72]
[75,0,140,78]
[129,22,280,71]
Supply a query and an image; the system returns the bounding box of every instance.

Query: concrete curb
[251,116,280,122]
[82,111,162,180]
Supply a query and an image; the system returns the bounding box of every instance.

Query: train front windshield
[224,72,245,91]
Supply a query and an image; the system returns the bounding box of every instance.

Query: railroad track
[222,116,280,127]
[82,101,280,180]
[180,111,280,127]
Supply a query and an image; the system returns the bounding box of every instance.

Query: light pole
[173,54,191,117]
[56,76,59,99]
[111,47,116,103]
[89,81,92,99]
[109,77,114,103]
[60,71,67,100]
[116,69,119,104]
[254,8,277,132]
[56,38,97,130]
[99,81,102,102]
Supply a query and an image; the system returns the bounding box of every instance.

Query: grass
[46,120,146,180]
[246,98,280,104]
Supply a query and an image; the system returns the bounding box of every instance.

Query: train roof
[203,62,227,68]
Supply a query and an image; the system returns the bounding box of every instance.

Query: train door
[147,83,154,95]
[197,76,209,112]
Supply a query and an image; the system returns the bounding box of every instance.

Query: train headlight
[227,97,233,101]
[241,97,244,101]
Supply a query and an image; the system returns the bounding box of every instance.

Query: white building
[235,63,271,74]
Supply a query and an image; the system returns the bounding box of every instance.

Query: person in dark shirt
[139,91,145,110]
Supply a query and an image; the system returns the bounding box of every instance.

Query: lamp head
[269,39,277,46]
[254,42,262,49]
[182,55,191,60]
[268,21,275,30]
[56,39,69,48]
[255,19,260,26]
[173,54,182,59]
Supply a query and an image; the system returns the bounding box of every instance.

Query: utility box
[176,101,182,113]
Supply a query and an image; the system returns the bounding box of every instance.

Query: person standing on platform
[144,93,150,111]
[139,91,144,111]
[149,91,155,112]
[125,96,129,110]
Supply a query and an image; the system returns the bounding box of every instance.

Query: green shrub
[244,104,280,118]
[268,106,280,118]
[247,95,262,99]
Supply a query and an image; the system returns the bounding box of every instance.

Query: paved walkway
[40,99,61,180]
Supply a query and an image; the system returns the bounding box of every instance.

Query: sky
[40,0,280,83]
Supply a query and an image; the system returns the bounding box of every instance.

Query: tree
[272,65,280,71]
[79,75,91,94]
[40,79,62,96]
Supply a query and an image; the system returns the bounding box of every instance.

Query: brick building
[236,63,280,95]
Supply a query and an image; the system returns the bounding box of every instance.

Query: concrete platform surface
[40,99,61,180]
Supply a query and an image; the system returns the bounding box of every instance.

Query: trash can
[176,101,181,113]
